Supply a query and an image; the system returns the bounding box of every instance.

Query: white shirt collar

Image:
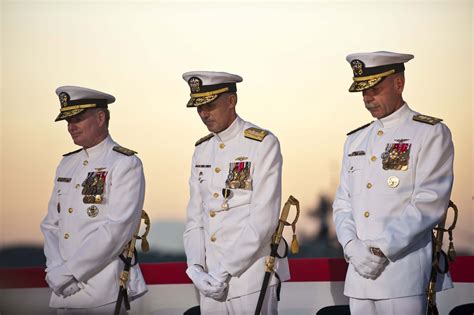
[376,103,411,129]
[82,135,113,158]
[215,116,244,142]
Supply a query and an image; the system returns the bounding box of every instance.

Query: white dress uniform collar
[375,103,411,129]
[214,115,244,142]
[81,135,114,158]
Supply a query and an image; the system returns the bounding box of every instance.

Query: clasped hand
[186,265,228,300]
[45,264,82,297]
[344,239,387,279]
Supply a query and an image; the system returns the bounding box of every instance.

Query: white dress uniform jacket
[41,135,147,308]
[333,104,454,299]
[184,116,290,300]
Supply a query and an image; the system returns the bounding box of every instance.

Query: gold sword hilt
[266,195,301,273]
[119,210,151,287]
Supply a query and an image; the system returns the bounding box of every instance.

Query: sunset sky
[1,1,472,255]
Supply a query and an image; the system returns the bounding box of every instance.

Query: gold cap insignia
[59,92,70,107]
[188,77,202,93]
[351,60,364,76]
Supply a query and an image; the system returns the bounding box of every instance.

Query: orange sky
[1,1,472,254]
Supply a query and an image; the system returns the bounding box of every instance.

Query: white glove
[45,264,76,296]
[208,264,230,301]
[208,264,230,284]
[186,265,227,299]
[61,281,81,297]
[344,239,387,279]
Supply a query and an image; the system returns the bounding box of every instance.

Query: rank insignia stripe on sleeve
[113,145,137,156]
[244,127,268,142]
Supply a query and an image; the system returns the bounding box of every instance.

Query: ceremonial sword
[114,210,151,315]
[255,195,300,315]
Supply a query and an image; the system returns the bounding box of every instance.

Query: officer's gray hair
[92,108,110,127]
[224,92,238,105]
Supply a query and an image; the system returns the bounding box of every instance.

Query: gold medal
[221,188,231,210]
[229,180,240,189]
[244,180,252,190]
[82,170,107,204]
[87,205,99,217]
[83,195,95,203]
[382,142,411,171]
[226,161,252,190]
[387,176,400,188]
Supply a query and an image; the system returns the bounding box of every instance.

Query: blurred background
[1,0,472,267]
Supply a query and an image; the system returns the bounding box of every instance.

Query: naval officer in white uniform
[333,51,454,315]
[182,71,290,315]
[40,86,147,314]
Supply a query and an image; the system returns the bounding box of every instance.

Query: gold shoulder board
[113,145,137,156]
[244,127,268,142]
[63,148,82,156]
[413,114,443,125]
[347,122,372,136]
[195,133,214,146]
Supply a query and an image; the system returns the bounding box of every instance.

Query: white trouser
[349,294,426,315]
[200,285,278,315]
[56,301,127,314]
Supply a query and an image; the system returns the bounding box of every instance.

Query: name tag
[195,165,211,168]
[348,151,365,157]
[57,177,72,182]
